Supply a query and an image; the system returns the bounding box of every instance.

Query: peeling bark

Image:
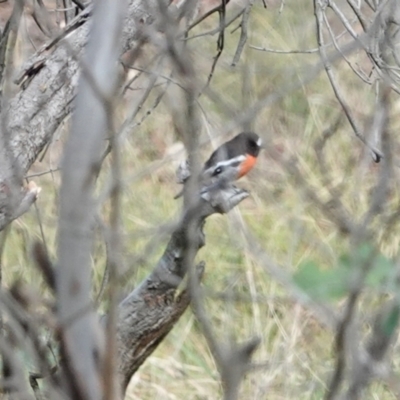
[0,0,165,231]
[116,188,249,391]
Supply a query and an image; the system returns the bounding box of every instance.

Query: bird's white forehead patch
[257,137,262,147]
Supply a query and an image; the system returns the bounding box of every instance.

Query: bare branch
[231,1,254,67]
[116,187,249,392]
[313,0,382,162]
[0,0,171,232]
[56,1,127,399]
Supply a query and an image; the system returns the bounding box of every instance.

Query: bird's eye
[213,166,223,176]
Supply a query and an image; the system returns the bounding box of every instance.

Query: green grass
[4,2,400,399]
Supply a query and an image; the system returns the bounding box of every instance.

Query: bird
[175,132,262,198]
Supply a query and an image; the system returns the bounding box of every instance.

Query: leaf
[294,244,396,303]
[354,242,374,265]
[381,305,400,338]
[293,261,348,302]
[365,254,394,288]
[338,244,394,290]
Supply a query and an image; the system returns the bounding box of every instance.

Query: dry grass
[4,1,400,399]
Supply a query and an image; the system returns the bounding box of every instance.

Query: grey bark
[0,0,163,232]
[116,187,250,391]
[0,1,258,396]
[56,1,127,399]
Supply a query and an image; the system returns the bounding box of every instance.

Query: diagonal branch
[0,0,170,232]
[116,187,249,392]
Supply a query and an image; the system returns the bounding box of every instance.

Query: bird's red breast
[238,154,257,178]
[174,132,262,199]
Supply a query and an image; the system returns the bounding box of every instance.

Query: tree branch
[116,186,249,392]
[0,0,164,232]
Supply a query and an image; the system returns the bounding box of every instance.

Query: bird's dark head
[239,132,262,157]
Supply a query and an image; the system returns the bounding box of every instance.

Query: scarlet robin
[175,132,262,197]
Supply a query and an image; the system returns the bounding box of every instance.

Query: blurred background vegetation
[3,0,400,398]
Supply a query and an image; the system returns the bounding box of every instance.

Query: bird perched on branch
[175,132,262,198]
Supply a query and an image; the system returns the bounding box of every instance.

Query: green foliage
[293,244,396,302]
[293,260,347,301]
[381,305,400,338]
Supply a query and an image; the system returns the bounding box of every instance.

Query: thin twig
[25,168,61,179]
[346,0,368,31]
[202,0,227,92]
[249,45,320,54]
[185,0,231,32]
[322,12,372,84]
[231,1,254,67]
[314,0,382,162]
[71,0,85,10]
[185,7,245,41]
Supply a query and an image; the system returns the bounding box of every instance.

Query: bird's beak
[257,137,263,148]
